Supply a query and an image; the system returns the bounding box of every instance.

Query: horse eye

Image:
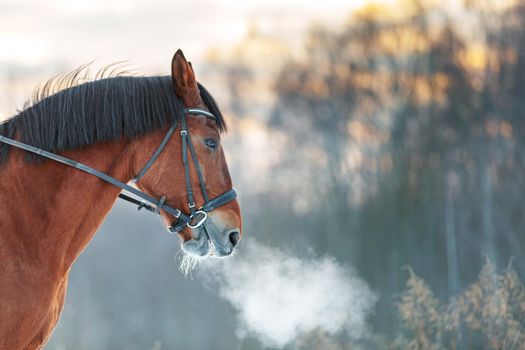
[204,138,219,150]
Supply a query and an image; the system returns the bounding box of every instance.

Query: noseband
[0,108,237,233]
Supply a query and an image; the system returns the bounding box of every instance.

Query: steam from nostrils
[200,241,378,348]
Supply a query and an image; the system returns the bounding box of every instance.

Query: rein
[0,108,237,233]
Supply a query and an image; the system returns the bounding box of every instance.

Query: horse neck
[0,138,133,275]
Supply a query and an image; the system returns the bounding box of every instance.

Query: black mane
[0,71,226,165]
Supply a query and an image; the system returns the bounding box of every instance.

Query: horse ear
[171,49,200,106]
[188,61,195,73]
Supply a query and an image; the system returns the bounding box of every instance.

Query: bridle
[0,108,237,233]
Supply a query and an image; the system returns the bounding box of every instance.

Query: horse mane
[0,64,226,165]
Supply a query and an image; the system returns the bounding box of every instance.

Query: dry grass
[395,259,525,349]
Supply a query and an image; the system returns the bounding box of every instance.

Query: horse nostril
[228,230,240,248]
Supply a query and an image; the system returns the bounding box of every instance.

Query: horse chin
[180,228,210,257]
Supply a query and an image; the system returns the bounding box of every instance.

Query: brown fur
[0,50,242,349]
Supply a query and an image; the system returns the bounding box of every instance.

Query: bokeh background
[2,0,525,349]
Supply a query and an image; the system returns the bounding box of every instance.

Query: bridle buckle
[187,210,208,229]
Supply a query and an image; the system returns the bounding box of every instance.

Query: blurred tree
[173,0,525,345]
[265,0,525,338]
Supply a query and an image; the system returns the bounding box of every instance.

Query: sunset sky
[0,0,395,68]
[0,0,370,118]
[0,0,484,120]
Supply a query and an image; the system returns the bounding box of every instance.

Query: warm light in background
[0,0,403,119]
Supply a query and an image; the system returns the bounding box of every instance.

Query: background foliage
[204,0,525,347]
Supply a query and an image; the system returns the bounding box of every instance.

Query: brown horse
[0,50,242,349]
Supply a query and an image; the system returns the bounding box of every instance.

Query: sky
[0,0,401,119]
[0,0,477,120]
[0,0,393,69]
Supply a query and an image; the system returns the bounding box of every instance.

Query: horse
[0,50,242,350]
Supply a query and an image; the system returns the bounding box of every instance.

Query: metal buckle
[187,210,208,229]
[188,202,196,209]
[168,219,185,234]
[180,130,188,136]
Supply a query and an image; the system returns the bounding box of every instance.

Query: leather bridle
[0,108,237,233]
